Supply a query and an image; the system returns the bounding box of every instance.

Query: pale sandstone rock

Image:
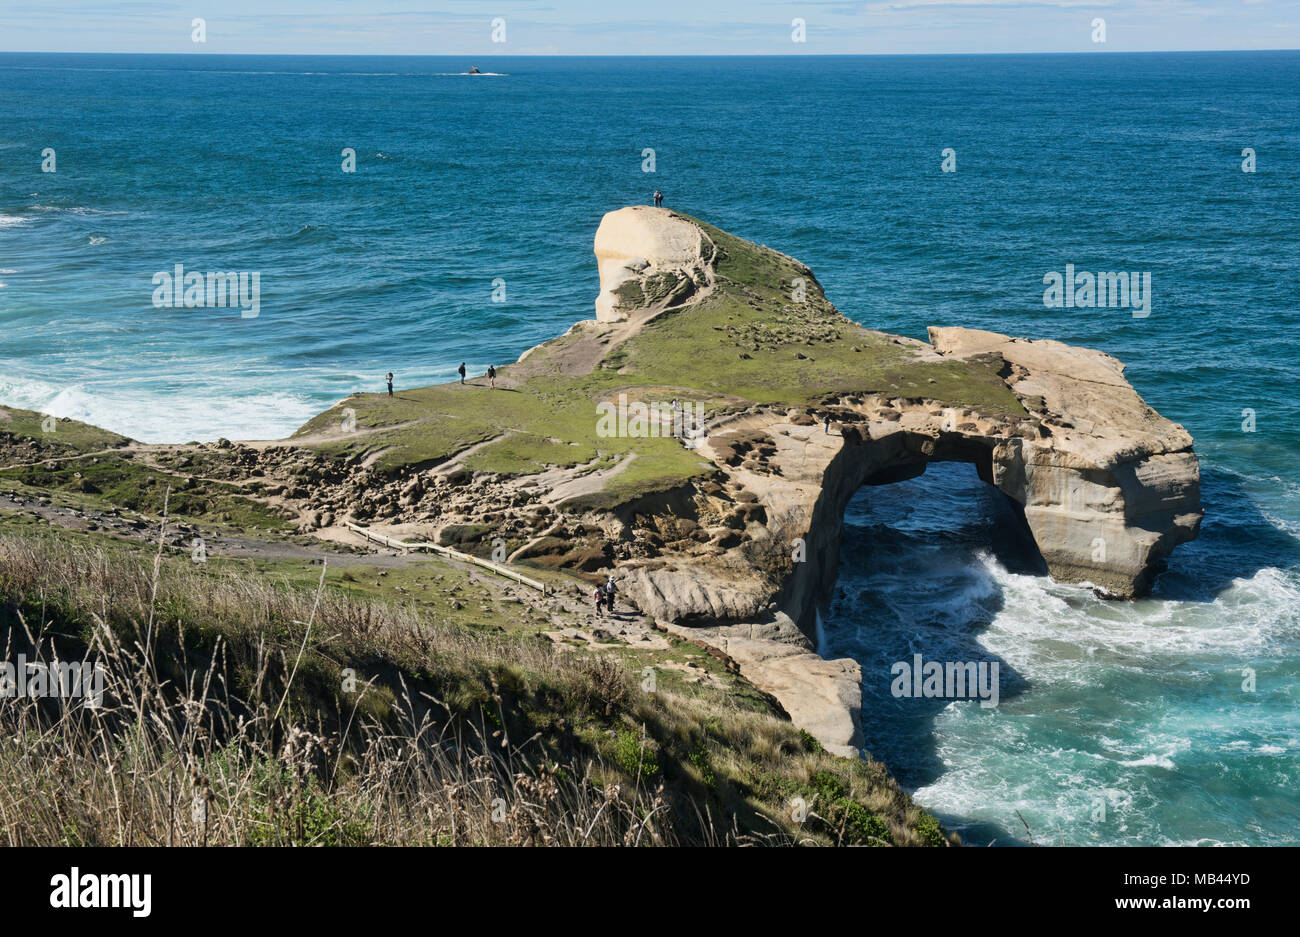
[425,214,1203,757]
[610,329,1200,752]
[927,326,1201,596]
[593,206,705,322]
[662,618,863,758]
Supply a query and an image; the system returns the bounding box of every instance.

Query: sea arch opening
[817,459,1041,840]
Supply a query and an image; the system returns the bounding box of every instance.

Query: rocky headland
[0,206,1202,763]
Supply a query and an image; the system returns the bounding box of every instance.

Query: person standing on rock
[487,365,496,389]
[458,362,467,384]
[386,372,394,397]
[653,190,663,208]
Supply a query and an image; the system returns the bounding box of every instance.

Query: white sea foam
[28,205,127,216]
[971,554,1299,674]
[0,377,321,444]
[828,494,1299,846]
[1117,753,1177,769]
[0,214,28,228]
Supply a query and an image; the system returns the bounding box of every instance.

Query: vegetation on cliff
[0,210,1038,847]
[0,524,951,846]
[290,211,1024,503]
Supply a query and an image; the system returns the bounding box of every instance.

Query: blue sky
[0,1,1296,54]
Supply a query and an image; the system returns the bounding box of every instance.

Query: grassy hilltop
[293,214,1022,501]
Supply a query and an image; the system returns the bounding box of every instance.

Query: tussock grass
[0,529,952,847]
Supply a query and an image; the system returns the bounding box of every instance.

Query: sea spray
[823,463,1300,846]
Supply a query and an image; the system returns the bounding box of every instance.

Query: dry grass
[0,528,951,847]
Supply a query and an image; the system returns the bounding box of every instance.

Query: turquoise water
[824,463,1299,846]
[1,52,1296,844]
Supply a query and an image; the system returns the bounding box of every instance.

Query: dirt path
[0,443,152,474]
[238,419,420,451]
[0,488,673,652]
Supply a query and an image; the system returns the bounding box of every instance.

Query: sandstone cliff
[113,206,1201,757]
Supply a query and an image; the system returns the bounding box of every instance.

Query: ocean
[1,51,1296,845]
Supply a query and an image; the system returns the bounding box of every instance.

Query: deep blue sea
[1,52,1296,845]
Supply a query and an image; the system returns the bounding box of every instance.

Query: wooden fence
[342,521,549,593]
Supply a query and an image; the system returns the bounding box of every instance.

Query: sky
[0,0,1296,55]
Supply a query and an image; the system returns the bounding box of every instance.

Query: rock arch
[619,328,1200,756]
[624,327,1202,633]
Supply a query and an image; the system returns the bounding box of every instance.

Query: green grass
[285,212,1022,509]
[296,369,715,502]
[462,432,596,476]
[0,405,132,454]
[0,212,995,848]
[0,524,956,846]
[0,453,291,531]
[620,218,1025,414]
[5,216,1023,524]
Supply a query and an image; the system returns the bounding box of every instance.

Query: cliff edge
[3,207,1201,759]
[286,208,1206,752]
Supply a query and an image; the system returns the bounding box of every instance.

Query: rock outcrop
[593,206,711,322]
[622,330,1201,633]
[926,326,1201,597]
[4,206,1205,766]
[610,328,1201,753]
[273,207,1204,757]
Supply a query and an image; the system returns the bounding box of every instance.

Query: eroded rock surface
[621,333,1201,634]
[927,326,1201,597]
[0,208,1205,761]
[593,206,711,322]
[213,209,1204,757]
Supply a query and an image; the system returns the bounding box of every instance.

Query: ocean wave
[0,377,322,444]
[827,472,1300,846]
[251,223,335,247]
[28,205,127,216]
[0,214,29,228]
[1117,753,1178,770]
[968,559,1300,672]
[1259,506,1300,541]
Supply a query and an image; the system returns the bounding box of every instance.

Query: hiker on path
[824,416,831,434]
[603,575,618,614]
[458,362,467,384]
[487,365,496,389]
[592,586,605,617]
[386,372,394,397]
